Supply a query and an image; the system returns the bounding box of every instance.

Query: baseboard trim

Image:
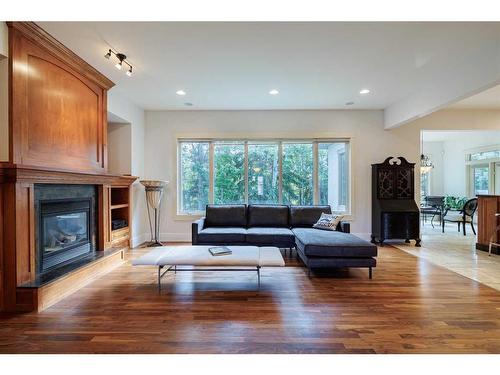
[133,232,191,244]
[131,233,148,248]
[160,232,191,242]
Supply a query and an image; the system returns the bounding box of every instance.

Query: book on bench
[208,246,232,256]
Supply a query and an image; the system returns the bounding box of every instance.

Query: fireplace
[35,185,97,276]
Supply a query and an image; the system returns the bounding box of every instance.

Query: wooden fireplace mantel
[0,162,137,185]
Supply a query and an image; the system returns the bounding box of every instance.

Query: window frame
[177,137,352,217]
[465,144,500,196]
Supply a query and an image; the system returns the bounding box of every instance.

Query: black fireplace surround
[35,184,97,276]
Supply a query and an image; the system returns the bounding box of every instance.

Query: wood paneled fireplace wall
[0,22,137,312]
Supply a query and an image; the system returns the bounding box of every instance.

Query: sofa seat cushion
[246,227,295,244]
[198,227,247,243]
[292,228,377,258]
[247,205,289,227]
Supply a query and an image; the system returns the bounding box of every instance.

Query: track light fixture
[104,49,133,77]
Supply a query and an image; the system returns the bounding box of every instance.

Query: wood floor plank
[0,244,499,353]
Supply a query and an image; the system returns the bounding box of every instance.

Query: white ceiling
[38,22,500,113]
[449,84,500,109]
[423,130,500,143]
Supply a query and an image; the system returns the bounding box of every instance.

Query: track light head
[115,53,126,70]
[105,50,133,77]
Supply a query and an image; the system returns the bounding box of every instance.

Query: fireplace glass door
[39,199,94,273]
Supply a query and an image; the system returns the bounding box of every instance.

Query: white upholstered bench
[132,245,285,291]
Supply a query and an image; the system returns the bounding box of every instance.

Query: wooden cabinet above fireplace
[7,22,114,173]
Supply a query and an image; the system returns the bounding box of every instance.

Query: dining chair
[441,198,478,236]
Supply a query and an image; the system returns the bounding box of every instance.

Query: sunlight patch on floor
[391,222,500,291]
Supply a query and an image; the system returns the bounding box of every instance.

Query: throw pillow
[313,213,344,231]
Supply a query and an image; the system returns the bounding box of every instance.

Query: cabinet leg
[370,235,377,244]
[405,239,410,243]
[415,238,421,247]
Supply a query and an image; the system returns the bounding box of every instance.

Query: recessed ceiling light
[176,90,187,96]
[269,89,279,95]
[359,89,370,95]
[345,101,354,106]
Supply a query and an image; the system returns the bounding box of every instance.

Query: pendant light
[420,133,434,174]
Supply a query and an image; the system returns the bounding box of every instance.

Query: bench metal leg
[257,266,261,289]
[157,265,173,293]
[158,266,162,293]
[156,265,263,291]
[369,267,373,279]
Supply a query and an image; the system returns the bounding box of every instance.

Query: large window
[318,142,349,211]
[472,166,489,195]
[248,143,279,204]
[179,141,210,212]
[282,143,313,205]
[466,146,500,196]
[214,142,245,204]
[178,139,350,214]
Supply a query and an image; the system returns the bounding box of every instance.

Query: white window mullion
[313,141,319,205]
[278,141,283,204]
[209,141,214,204]
[244,141,249,204]
[177,143,182,213]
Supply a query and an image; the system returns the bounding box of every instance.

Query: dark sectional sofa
[192,204,377,278]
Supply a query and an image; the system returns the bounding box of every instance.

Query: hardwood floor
[392,221,500,291]
[0,244,499,354]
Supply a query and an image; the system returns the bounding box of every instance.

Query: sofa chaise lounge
[192,204,377,278]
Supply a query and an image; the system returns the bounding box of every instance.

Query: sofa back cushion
[247,204,289,227]
[205,204,247,227]
[290,205,332,228]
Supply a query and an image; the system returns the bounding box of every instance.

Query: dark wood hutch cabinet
[371,157,421,246]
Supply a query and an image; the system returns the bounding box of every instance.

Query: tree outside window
[178,139,350,214]
[214,143,245,204]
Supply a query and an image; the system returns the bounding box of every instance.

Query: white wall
[422,141,445,195]
[140,108,500,241]
[108,122,132,175]
[144,109,418,239]
[0,22,7,57]
[423,131,500,197]
[107,90,146,247]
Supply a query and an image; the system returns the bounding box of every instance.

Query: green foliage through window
[248,143,279,204]
[214,143,245,204]
[178,140,350,213]
[180,142,209,212]
[282,143,313,205]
